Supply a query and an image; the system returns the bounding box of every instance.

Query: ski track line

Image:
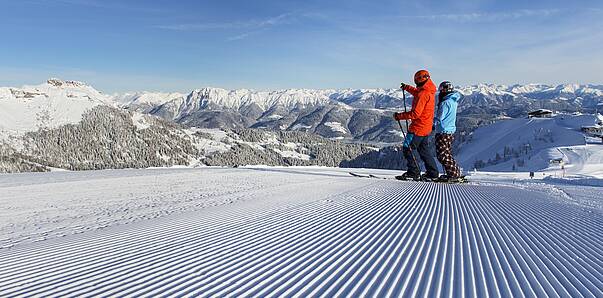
[124,185,399,297]
[1,180,602,297]
[242,185,426,298]
[193,186,410,296]
[280,185,429,298]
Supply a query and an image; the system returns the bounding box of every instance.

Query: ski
[348,172,391,179]
[348,172,469,184]
[435,176,469,184]
[348,172,371,178]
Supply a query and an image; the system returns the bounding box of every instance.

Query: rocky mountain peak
[46,78,89,89]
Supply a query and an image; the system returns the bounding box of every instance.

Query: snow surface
[113,91,184,106]
[270,148,311,160]
[0,167,601,296]
[131,113,151,130]
[291,123,313,131]
[323,121,348,134]
[184,128,232,154]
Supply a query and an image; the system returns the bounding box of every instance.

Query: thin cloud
[227,31,261,41]
[156,13,294,31]
[401,9,560,22]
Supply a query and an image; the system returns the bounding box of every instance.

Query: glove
[393,112,404,121]
[400,82,407,89]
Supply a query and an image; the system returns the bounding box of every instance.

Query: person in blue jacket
[434,81,463,181]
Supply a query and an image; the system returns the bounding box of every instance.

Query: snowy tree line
[340,146,407,170]
[204,128,376,167]
[473,143,534,170]
[0,107,418,173]
[0,143,47,173]
[21,106,200,171]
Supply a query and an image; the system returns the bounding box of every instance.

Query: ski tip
[349,172,368,178]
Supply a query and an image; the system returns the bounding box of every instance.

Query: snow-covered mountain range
[119,83,603,142]
[0,80,378,172]
[2,79,602,141]
[118,83,603,115]
[1,79,602,173]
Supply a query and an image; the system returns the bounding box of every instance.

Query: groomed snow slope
[0,168,601,297]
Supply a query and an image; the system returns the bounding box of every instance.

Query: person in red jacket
[393,69,439,181]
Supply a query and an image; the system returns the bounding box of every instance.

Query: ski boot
[395,172,421,181]
[437,175,466,183]
[421,173,440,182]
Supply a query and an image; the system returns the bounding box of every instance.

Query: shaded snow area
[1,167,601,297]
[323,121,348,133]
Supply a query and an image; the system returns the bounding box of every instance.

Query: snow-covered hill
[0,79,115,138]
[0,80,210,172]
[458,113,603,176]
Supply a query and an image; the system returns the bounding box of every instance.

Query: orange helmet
[414,70,430,85]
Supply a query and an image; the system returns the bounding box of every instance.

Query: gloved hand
[400,82,407,89]
[393,112,404,121]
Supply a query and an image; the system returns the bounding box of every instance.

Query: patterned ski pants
[435,133,461,178]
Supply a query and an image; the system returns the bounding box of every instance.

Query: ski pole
[402,87,410,132]
[399,88,421,174]
[397,119,421,175]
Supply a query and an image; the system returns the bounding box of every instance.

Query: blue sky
[1,0,602,92]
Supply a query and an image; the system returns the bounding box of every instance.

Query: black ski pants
[436,133,461,178]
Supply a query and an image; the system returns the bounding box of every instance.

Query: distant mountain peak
[46,78,89,89]
[0,79,116,136]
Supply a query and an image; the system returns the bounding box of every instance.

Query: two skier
[394,70,462,182]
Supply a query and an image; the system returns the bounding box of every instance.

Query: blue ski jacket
[435,91,462,134]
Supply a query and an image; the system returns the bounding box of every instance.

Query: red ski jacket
[396,79,437,136]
